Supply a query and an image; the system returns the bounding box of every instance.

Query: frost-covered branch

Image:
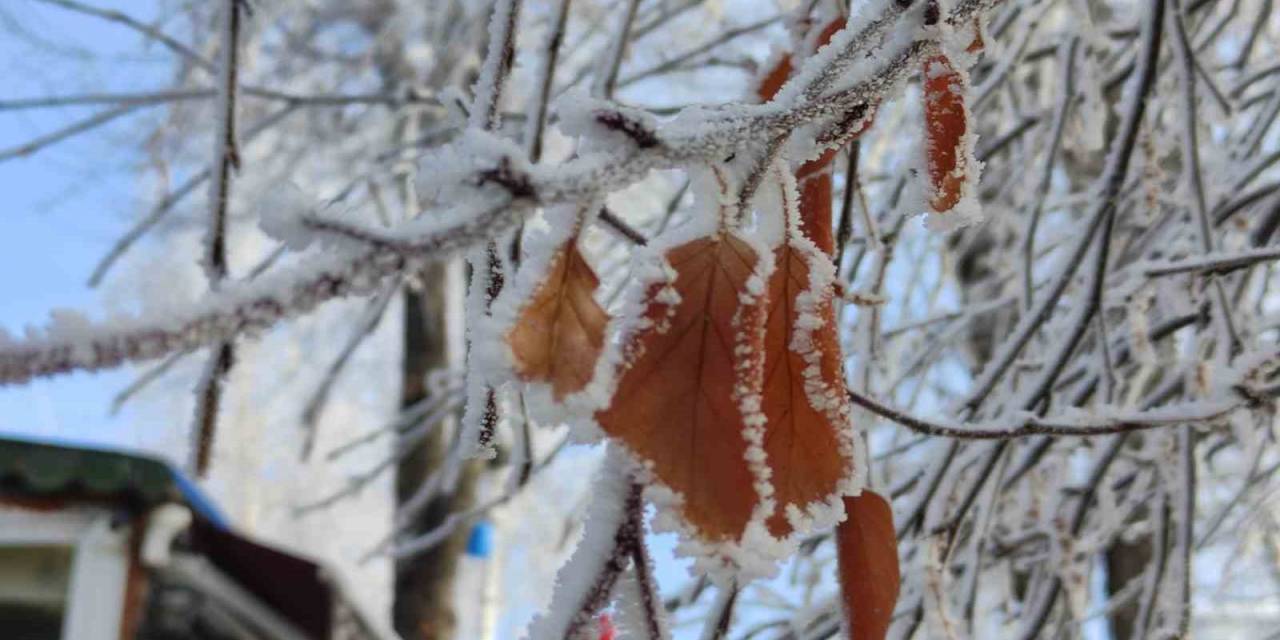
[9,0,1280,635]
[518,448,642,640]
[0,0,1008,385]
[189,0,244,476]
[0,250,406,385]
[848,387,1249,440]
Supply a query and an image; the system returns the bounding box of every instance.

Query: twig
[522,450,641,640]
[1021,36,1077,309]
[0,88,422,111]
[598,206,649,246]
[594,0,642,99]
[523,0,573,163]
[699,581,739,640]
[1169,0,1243,356]
[35,0,214,72]
[628,527,667,640]
[620,15,782,87]
[1172,423,1196,636]
[109,351,187,415]
[847,387,1240,440]
[463,0,526,459]
[1143,246,1280,277]
[0,104,142,164]
[0,89,209,110]
[299,281,398,459]
[88,105,297,287]
[190,0,243,477]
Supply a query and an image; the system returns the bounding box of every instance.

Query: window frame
[0,506,130,640]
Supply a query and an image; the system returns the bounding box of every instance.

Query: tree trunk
[393,265,479,640]
[1106,531,1154,639]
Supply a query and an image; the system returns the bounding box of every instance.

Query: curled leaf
[595,230,770,544]
[922,53,972,214]
[837,491,900,640]
[506,239,609,401]
[759,169,859,539]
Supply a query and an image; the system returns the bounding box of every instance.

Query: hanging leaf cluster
[493,8,991,636]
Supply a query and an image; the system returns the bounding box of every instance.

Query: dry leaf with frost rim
[759,174,857,538]
[507,239,609,401]
[753,16,862,539]
[596,230,768,543]
[922,53,972,214]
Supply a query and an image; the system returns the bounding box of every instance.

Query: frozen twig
[189,0,243,476]
[848,386,1245,440]
[299,281,398,459]
[522,448,642,640]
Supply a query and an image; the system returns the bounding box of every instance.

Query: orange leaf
[794,141,839,252]
[812,17,846,53]
[922,53,970,213]
[755,17,844,103]
[751,15,864,540]
[760,175,857,539]
[756,54,794,103]
[595,230,769,544]
[837,491,900,640]
[507,239,609,401]
[758,15,875,224]
[966,18,985,54]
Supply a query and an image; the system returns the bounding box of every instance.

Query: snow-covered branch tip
[0,250,406,386]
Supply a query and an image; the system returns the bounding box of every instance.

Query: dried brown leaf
[596,232,768,543]
[922,53,970,214]
[507,240,609,401]
[837,491,900,640]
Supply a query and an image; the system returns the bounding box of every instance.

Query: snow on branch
[16,0,1280,636]
[847,385,1256,440]
[526,447,643,640]
[0,249,405,386]
[0,0,1017,387]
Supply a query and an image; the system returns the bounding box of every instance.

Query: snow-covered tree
[4,0,1280,638]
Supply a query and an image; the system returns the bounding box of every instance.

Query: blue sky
[0,1,176,450]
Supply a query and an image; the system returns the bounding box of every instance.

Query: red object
[597,613,615,640]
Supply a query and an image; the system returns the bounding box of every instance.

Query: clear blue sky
[0,1,173,451]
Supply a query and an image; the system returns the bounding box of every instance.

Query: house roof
[0,432,228,528]
[0,433,344,638]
